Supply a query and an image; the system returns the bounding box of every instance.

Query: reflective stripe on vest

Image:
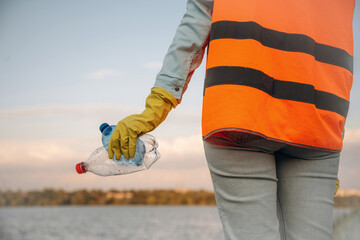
[202,0,355,151]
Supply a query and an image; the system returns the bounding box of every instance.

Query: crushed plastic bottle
[75,123,160,176]
[99,123,145,167]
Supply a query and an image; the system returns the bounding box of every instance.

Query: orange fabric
[202,0,354,151]
[202,85,345,151]
[212,0,355,55]
[207,39,353,100]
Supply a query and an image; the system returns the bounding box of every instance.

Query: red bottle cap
[76,162,86,174]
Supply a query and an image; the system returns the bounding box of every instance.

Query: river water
[0,206,358,240]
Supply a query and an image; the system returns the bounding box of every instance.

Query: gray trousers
[204,139,340,240]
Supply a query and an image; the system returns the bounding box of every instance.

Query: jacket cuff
[151,87,179,108]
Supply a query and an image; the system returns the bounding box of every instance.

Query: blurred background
[0,1,359,240]
[0,0,359,192]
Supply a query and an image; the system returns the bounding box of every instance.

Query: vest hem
[202,128,342,153]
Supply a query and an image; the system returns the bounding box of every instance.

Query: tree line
[0,189,359,207]
[334,194,360,208]
[0,189,216,206]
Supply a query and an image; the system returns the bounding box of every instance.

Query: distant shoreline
[1,189,359,207]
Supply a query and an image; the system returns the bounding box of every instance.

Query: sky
[0,0,359,191]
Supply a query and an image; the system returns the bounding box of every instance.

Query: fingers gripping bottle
[99,123,145,166]
[76,123,160,176]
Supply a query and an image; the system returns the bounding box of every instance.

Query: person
[108,0,355,239]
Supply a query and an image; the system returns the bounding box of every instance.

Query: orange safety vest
[202,0,355,152]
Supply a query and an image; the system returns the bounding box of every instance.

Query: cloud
[344,127,360,145]
[144,61,163,70]
[0,104,202,144]
[0,139,87,168]
[151,134,207,172]
[0,104,143,141]
[0,129,359,191]
[88,69,122,79]
[158,134,204,156]
[0,167,214,191]
[0,134,211,191]
[0,104,139,118]
[0,138,95,190]
[1,122,358,191]
[0,104,200,126]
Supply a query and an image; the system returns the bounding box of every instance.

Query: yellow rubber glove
[108,87,178,160]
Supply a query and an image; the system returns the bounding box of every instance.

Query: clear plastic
[100,123,146,166]
[100,124,116,148]
[77,134,160,176]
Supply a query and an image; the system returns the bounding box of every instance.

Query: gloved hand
[108,87,178,160]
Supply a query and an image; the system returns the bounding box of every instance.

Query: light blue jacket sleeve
[153,0,214,103]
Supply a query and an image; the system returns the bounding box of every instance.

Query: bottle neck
[76,162,87,174]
